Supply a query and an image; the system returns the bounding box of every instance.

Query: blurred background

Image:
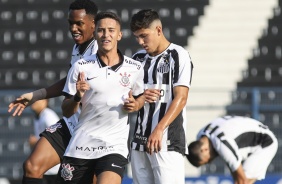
[1,0,282,183]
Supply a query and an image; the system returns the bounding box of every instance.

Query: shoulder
[75,54,98,67]
[123,55,143,71]
[132,50,147,62]
[169,43,191,56]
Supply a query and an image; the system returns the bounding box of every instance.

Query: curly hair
[69,0,98,19]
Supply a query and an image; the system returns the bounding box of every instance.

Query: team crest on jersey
[157,62,170,73]
[162,53,170,63]
[45,122,62,133]
[61,163,75,181]
[157,53,170,73]
[119,72,131,87]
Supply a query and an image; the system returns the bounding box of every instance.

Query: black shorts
[40,119,72,161]
[57,154,128,184]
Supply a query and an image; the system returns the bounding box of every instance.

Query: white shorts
[243,131,278,180]
[130,150,185,184]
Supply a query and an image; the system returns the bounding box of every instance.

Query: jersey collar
[75,38,96,55]
[96,49,124,71]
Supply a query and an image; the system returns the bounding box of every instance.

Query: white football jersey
[63,39,98,135]
[131,43,193,155]
[33,108,60,175]
[197,116,276,172]
[63,51,144,159]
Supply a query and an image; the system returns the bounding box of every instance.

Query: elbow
[61,103,74,118]
[179,96,188,108]
[62,111,72,118]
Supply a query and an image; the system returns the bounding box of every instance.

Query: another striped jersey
[63,39,98,135]
[197,116,276,171]
[63,51,144,159]
[131,43,193,155]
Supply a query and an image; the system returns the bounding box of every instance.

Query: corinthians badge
[119,72,131,87]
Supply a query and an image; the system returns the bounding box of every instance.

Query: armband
[31,88,47,103]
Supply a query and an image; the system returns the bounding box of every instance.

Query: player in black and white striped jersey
[130,9,193,184]
[187,115,278,184]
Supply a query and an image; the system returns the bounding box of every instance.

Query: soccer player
[129,9,193,184]
[29,99,60,184]
[7,0,98,183]
[187,115,278,184]
[58,11,145,184]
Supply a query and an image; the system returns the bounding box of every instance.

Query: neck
[150,37,170,56]
[98,50,121,66]
[79,37,94,54]
[204,136,218,159]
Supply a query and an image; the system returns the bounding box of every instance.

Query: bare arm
[45,77,67,98]
[8,77,67,116]
[146,86,189,154]
[231,165,250,184]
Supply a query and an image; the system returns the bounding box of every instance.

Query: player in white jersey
[29,99,60,184]
[129,9,193,184]
[59,11,145,184]
[187,115,278,184]
[7,1,99,184]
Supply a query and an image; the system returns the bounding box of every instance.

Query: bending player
[8,0,98,183]
[187,115,278,184]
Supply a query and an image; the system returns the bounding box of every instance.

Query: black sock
[22,176,43,184]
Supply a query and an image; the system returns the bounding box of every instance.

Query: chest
[84,66,138,94]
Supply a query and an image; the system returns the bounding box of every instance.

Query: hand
[144,88,161,103]
[76,72,90,98]
[123,90,137,112]
[146,127,163,155]
[8,92,33,116]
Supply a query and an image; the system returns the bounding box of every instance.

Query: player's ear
[92,19,95,29]
[117,31,123,41]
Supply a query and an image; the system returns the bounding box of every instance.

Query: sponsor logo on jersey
[61,163,75,181]
[46,122,62,133]
[132,134,148,145]
[119,72,131,87]
[78,59,96,65]
[125,58,142,70]
[75,145,114,152]
[86,76,98,81]
[111,163,122,168]
[67,121,76,131]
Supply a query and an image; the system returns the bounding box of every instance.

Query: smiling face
[68,9,95,45]
[95,17,122,53]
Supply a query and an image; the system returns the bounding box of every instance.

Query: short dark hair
[186,141,203,167]
[130,9,160,32]
[69,0,98,19]
[94,11,121,27]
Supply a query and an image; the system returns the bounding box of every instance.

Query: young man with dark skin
[7,0,98,183]
[130,9,193,184]
[58,11,145,184]
[187,116,278,184]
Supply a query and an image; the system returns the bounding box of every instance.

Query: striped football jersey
[131,43,193,155]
